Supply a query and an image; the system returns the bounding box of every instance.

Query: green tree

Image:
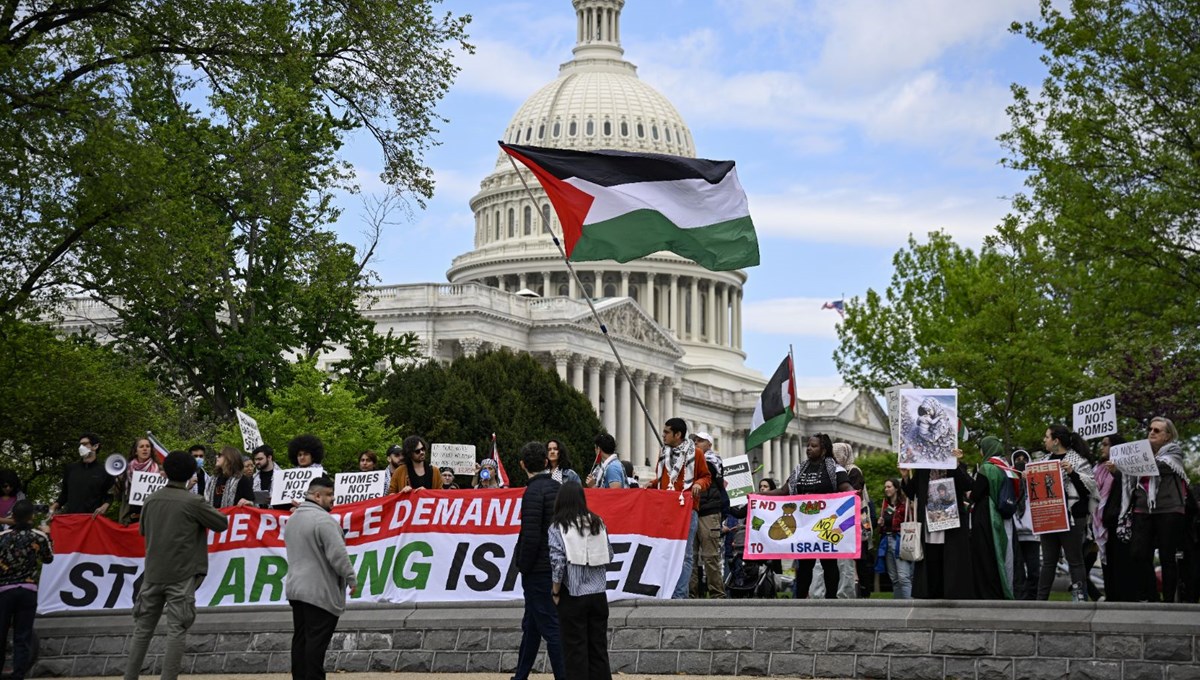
[217,360,400,475]
[0,320,177,501]
[374,350,604,487]
[834,232,1083,450]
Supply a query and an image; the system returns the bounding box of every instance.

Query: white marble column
[645,274,656,324]
[672,384,682,419]
[706,281,717,343]
[541,271,552,296]
[498,276,507,293]
[620,270,630,298]
[732,430,745,458]
[617,368,631,456]
[569,272,577,299]
[734,289,743,348]
[593,269,603,297]
[669,275,679,333]
[761,439,772,478]
[552,350,570,382]
[631,371,646,466]
[646,376,661,456]
[602,362,617,436]
[689,277,699,341]
[570,356,585,393]
[587,358,601,417]
[518,273,528,291]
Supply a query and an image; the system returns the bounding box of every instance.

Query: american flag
[821,299,845,317]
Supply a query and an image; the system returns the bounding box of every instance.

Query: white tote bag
[899,500,924,562]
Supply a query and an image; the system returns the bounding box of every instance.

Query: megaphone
[105,454,128,477]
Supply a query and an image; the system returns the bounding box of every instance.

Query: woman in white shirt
[548,481,613,680]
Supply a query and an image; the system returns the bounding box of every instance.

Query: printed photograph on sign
[721,455,754,507]
[1025,460,1069,534]
[924,477,961,532]
[333,470,389,506]
[898,388,958,469]
[1072,394,1117,441]
[269,467,319,506]
[743,491,861,560]
[1108,440,1158,478]
[885,383,913,455]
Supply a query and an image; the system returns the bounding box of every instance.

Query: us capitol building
[61,0,889,479]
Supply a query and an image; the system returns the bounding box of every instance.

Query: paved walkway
[95,675,837,680]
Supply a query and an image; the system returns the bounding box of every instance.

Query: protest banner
[1072,394,1117,440]
[884,383,913,454]
[37,488,690,614]
[430,444,476,474]
[898,388,958,469]
[1025,460,1070,534]
[743,491,861,560]
[334,471,389,506]
[127,471,168,506]
[722,455,754,508]
[1109,439,1158,478]
[925,477,961,531]
[235,409,264,452]
[269,467,319,506]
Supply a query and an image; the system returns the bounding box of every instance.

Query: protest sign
[235,409,264,452]
[128,471,168,506]
[722,455,754,508]
[38,488,690,614]
[898,388,958,469]
[743,491,861,560]
[884,383,913,454]
[269,467,319,506]
[924,477,961,531]
[1025,460,1070,534]
[334,471,389,506]
[1109,439,1158,478]
[430,444,476,475]
[1072,394,1116,440]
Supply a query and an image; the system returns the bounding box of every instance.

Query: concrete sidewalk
[95,675,836,680]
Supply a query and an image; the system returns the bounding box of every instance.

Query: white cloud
[743,297,843,338]
[430,167,482,204]
[453,38,561,102]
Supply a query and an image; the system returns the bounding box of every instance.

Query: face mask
[79,444,92,458]
[196,457,205,469]
[480,469,491,481]
[1014,460,1027,471]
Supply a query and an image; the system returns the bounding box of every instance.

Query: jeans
[124,576,198,680]
[0,587,37,680]
[1014,539,1041,600]
[809,559,857,598]
[883,536,914,599]
[689,512,725,598]
[290,600,340,680]
[1038,520,1086,600]
[1132,512,1186,602]
[513,570,565,680]
[673,512,699,599]
[556,589,612,680]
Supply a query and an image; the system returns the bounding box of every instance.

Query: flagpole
[504,154,665,452]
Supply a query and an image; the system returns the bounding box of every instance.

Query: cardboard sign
[269,467,319,506]
[1025,460,1070,534]
[744,491,861,560]
[898,388,958,469]
[430,444,476,475]
[1072,394,1116,440]
[1109,439,1158,478]
[128,470,168,506]
[333,471,389,506]
[925,477,961,532]
[235,409,264,452]
[722,455,754,508]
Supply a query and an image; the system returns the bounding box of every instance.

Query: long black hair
[547,438,573,472]
[552,481,604,535]
[1047,424,1085,458]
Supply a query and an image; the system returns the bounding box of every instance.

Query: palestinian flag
[146,432,169,464]
[746,355,796,452]
[491,433,510,488]
[499,142,759,271]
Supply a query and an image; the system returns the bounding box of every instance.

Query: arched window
[537,124,545,139]
[557,284,569,296]
[507,208,515,237]
[525,126,532,141]
[584,284,594,298]
[603,120,612,136]
[637,122,645,138]
[630,286,640,303]
[620,121,629,137]
[651,124,659,140]
[494,210,500,240]
[665,126,672,142]
[569,120,578,136]
[603,283,616,298]
[523,206,532,235]
[586,120,595,136]
[541,204,551,233]
[552,121,561,137]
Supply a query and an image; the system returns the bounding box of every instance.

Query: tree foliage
[0,320,177,501]
[216,360,400,475]
[373,350,604,487]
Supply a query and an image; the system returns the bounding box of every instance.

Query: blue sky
[330,0,1049,389]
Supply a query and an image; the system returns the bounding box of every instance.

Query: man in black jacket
[511,442,565,680]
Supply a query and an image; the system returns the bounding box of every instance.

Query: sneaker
[1070,582,1087,602]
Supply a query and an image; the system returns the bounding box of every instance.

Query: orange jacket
[653,449,711,493]
[387,464,443,494]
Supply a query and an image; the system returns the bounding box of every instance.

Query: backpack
[997,474,1023,520]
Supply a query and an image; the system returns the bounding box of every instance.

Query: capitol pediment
[569,298,683,357]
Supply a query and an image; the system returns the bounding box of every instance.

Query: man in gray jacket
[124,450,229,680]
[285,476,358,680]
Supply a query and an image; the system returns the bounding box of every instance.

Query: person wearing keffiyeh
[650,418,711,599]
[1037,424,1097,601]
[1120,416,1190,602]
[118,437,163,525]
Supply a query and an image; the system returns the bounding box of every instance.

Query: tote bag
[899,499,924,562]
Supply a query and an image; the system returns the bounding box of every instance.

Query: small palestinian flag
[746,355,796,452]
[499,143,760,271]
[146,432,169,464]
[490,434,510,488]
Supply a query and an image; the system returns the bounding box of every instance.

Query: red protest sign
[1025,460,1070,534]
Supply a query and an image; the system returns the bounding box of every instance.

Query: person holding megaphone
[49,432,114,518]
[116,438,165,525]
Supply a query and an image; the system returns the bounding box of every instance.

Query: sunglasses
[1149,427,1164,433]
[413,447,426,454]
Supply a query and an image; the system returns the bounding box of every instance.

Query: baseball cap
[692,431,713,444]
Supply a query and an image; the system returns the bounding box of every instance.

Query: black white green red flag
[499,142,759,271]
[745,355,796,452]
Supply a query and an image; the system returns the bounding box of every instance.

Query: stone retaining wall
[32,600,1200,679]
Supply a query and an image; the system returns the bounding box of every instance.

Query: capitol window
[523,206,532,235]
[620,121,628,137]
[603,283,616,298]
[651,124,659,140]
[665,127,671,142]
[602,120,612,136]
[569,121,578,136]
[541,204,551,233]
[552,121,561,137]
[586,120,594,136]
[494,210,500,240]
[507,208,515,237]
[557,284,568,296]
[636,122,645,138]
[525,126,532,141]
[537,124,545,139]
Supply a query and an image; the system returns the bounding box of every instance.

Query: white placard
[1072,394,1116,440]
[333,471,389,506]
[235,409,264,452]
[269,468,320,506]
[1109,439,1159,478]
[885,383,913,455]
[128,470,168,506]
[898,388,958,469]
[722,455,754,508]
[430,443,476,475]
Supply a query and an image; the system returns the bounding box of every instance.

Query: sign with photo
[334,471,390,506]
[885,383,913,454]
[1025,460,1070,535]
[898,388,958,469]
[269,468,320,507]
[743,491,861,560]
[924,477,961,532]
